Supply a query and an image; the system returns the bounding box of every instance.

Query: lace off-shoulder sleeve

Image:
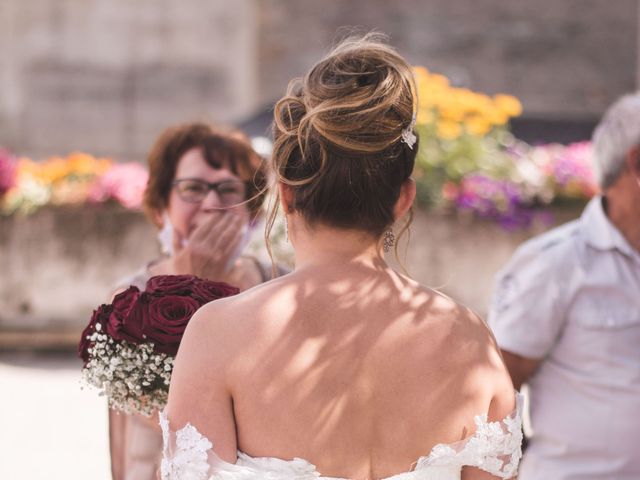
[160,410,214,480]
[417,393,524,479]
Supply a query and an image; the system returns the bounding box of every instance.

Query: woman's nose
[200,188,223,209]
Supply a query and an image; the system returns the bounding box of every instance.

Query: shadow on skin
[226,255,500,479]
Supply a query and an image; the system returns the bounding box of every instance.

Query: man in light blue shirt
[488,93,640,479]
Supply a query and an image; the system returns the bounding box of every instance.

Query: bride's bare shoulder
[396,281,481,330]
[403,283,504,366]
[184,275,295,339]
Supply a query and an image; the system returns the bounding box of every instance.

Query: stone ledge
[0,328,81,351]
[1,203,585,335]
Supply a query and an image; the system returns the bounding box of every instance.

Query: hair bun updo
[270,33,418,237]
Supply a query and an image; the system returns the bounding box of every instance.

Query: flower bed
[411,67,597,227]
[0,150,148,215]
[0,67,597,228]
[0,67,597,229]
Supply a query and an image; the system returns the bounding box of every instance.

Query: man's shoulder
[513,219,583,263]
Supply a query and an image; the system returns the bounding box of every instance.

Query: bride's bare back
[167,261,515,479]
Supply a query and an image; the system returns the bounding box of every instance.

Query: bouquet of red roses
[78,274,238,416]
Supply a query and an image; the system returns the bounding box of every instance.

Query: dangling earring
[383,229,395,253]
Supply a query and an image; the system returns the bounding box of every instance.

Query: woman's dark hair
[143,122,268,226]
[267,33,418,253]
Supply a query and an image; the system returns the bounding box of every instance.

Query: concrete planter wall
[0,205,159,333]
[388,208,580,314]
[0,205,582,343]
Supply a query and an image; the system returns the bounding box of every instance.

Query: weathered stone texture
[0,206,159,329]
[257,0,638,118]
[0,0,257,159]
[0,0,638,157]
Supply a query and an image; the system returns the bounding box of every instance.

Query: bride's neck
[290,221,383,270]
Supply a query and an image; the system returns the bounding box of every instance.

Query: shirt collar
[581,196,639,260]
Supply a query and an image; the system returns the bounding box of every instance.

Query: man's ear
[278,182,295,214]
[393,178,416,221]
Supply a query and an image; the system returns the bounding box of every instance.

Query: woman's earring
[383,229,395,253]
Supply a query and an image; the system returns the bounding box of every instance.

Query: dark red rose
[105,286,146,344]
[78,303,112,366]
[190,279,239,304]
[145,275,198,297]
[142,295,201,355]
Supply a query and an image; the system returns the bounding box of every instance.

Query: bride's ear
[278,182,295,214]
[393,178,416,221]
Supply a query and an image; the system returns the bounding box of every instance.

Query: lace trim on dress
[415,393,524,479]
[160,413,213,480]
[159,393,523,480]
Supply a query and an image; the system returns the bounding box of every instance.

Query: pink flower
[89,162,149,209]
[0,149,17,197]
[552,141,598,197]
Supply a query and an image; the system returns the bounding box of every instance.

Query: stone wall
[0,0,258,159]
[0,205,582,336]
[0,206,159,330]
[256,0,638,118]
[0,0,638,159]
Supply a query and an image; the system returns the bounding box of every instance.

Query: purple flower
[454,174,534,229]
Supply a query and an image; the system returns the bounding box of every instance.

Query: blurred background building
[1,0,638,160]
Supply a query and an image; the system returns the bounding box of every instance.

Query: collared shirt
[488,196,640,480]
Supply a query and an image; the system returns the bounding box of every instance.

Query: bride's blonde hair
[266,33,418,263]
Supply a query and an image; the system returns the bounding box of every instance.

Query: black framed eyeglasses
[171,178,248,206]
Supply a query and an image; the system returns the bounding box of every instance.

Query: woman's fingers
[184,213,245,275]
[172,227,186,253]
[209,214,244,256]
[189,211,225,245]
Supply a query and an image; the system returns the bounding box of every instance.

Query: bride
[161,34,522,480]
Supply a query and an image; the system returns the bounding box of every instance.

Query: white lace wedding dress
[159,393,523,480]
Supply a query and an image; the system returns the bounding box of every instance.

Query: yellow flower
[417,108,436,125]
[38,157,70,184]
[96,158,113,174]
[67,152,99,175]
[411,65,522,137]
[465,117,492,136]
[413,66,430,80]
[494,94,523,118]
[427,73,450,89]
[485,108,509,126]
[437,121,462,140]
[438,104,466,123]
[16,158,38,177]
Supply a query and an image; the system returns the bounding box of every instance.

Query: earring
[383,229,395,253]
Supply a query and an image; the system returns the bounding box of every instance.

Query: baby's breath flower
[80,336,174,417]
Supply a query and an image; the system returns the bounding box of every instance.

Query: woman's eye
[218,184,243,195]
[183,183,206,193]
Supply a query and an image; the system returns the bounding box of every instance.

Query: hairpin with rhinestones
[401,112,417,149]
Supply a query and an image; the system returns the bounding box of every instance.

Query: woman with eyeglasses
[109,122,280,480]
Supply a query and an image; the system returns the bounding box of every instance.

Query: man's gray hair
[592,92,640,189]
